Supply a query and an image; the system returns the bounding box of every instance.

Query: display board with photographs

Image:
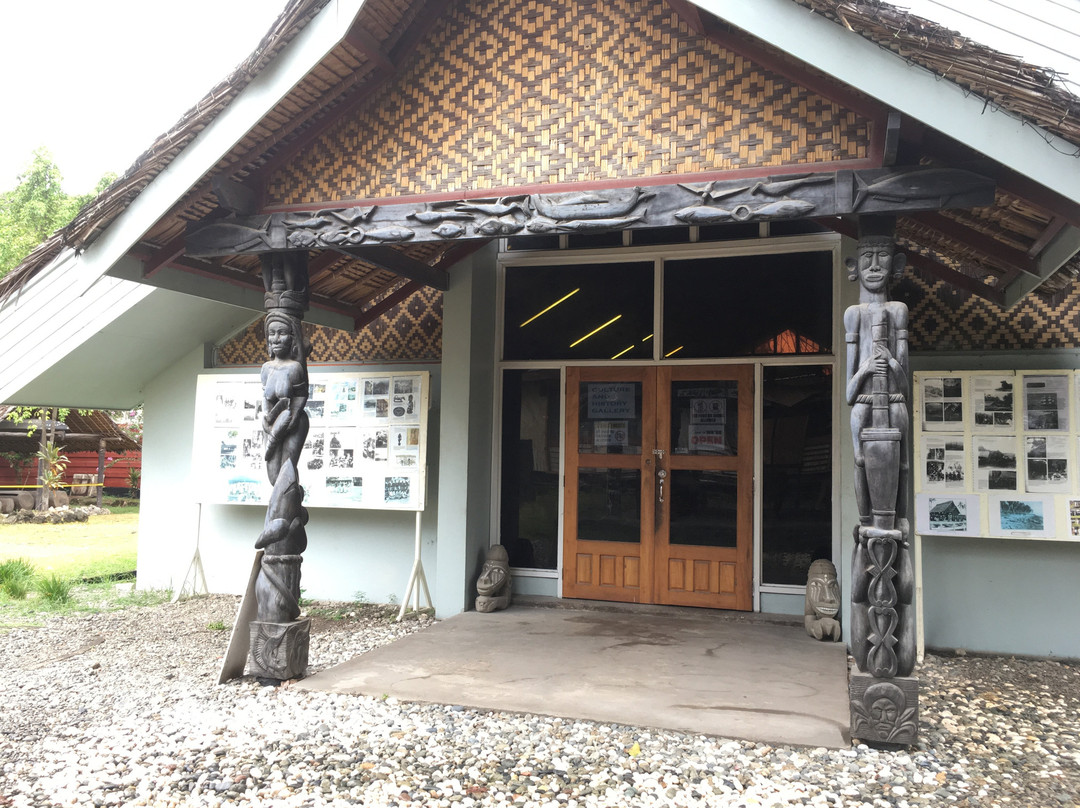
[914,370,1078,542]
[194,371,430,510]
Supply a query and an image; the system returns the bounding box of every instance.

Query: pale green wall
[434,243,498,616]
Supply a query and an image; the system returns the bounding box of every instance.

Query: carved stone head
[805,558,840,619]
[476,544,511,596]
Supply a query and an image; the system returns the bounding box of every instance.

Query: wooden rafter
[904,212,1037,276]
[338,246,450,291]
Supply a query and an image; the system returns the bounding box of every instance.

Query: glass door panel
[668,470,738,547]
[577,381,643,454]
[576,468,642,543]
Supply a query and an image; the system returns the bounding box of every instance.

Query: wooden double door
[563,365,754,610]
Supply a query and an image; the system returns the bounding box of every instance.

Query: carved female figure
[254,311,311,627]
[262,311,310,484]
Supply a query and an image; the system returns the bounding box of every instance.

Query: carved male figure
[844,230,916,679]
[475,544,512,613]
[804,558,842,641]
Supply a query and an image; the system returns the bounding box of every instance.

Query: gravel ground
[1,594,1078,807]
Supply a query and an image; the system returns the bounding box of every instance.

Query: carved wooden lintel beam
[186,167,995,259]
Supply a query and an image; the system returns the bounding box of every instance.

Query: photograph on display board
[973,435,1018,491]
[214,383,247,424]
[1070,499,1080,538]
[922,435,965,490]
[306,383,327,422]
[916,494,981,537]
[328,379,358,420]
[326,429,356,470]
[384,475,412,505]
[1025,435,1069,492]
[305,431,325,471]
[361,428,389,461]
[227,477,262,503]
[363,378,391,421]
[1022,374,1069,431]
[970,375,1014,432]
[391,376,420,422]
[921,375,964,432]
[238,427,266,473]
[989,494,1056,538]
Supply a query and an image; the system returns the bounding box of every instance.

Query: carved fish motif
[475,216,524,236]
[532,187,654,220]
[743,199,816,218]
[525,217,560,233]
[750,174,833,196]
[854,168,992,210]
[555,213,646,232]
[674,205,735,224]
[456,195,528,217]
[408,207,475,224]
[364,226,415,242]
[432,222,466,239]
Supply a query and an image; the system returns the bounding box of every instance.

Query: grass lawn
[0,513,138,579]
[0,510,169,628]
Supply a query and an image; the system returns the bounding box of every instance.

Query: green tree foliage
[0,148,116,278]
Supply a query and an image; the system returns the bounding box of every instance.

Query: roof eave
[694,0,1080,207]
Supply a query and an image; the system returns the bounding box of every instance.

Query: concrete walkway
[297,602,851,749]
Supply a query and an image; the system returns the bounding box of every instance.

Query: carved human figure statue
[262,312,310,485]
[254,309,310,626]
[475,544,512,613]
[804,559,842,641]
[845,236,909,521]
[844,229,916,680]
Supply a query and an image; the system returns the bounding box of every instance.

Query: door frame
[492,234,845,611]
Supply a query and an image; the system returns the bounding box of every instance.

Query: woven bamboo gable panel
[267,0,872,206]
[217,286,442,365]
[900,273,1080,352]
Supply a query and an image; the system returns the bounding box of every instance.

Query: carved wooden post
[844,217,918,746]
[249,251,312,683]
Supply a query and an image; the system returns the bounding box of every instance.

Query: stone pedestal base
[849,672,919,747]
[248,618,310,683]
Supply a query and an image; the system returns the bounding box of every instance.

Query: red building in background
[0,408,141,495]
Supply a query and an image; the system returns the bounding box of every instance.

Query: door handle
[657,468,667,503]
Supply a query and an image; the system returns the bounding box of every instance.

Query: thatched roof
[0,0,1076,308]
[0,407,141,454]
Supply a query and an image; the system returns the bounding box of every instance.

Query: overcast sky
[0,0,285,194]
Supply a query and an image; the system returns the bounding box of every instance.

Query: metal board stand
[173,503,209,602]
[397,511,433,621]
